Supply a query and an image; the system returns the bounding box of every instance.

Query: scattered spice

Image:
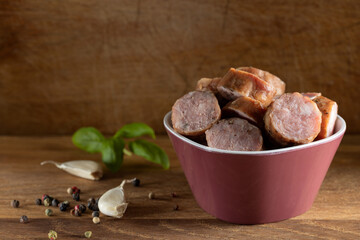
[79,204,86,213]
[51,199,59,207]
[42,194,49,201]
[48,230,57,240]
[45,209,53,216]
[171,192,178,198]
[84,231,92,238]
[67,187,73,195]
[44,198,51,207]
[72,192,80,201]
[148,192,155,199]
[92,211,99,218]
[11,200,20,208]
[72,186,80,194]
[70,209,75,216]
[173,204,179,211]
[59,202,68,212]
[35,198,42,205]
[20,215,29,223]
[132,178,140,187]
[74,209,81,217]
[92,217,100,224]
[74,205,80,211]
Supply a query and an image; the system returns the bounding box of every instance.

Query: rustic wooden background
[0,0,359,135]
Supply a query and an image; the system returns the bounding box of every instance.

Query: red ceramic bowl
[164,111,346,224]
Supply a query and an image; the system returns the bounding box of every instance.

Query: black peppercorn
[132,178,140,187]
[92,211,99,218]
[95,198,100,205]
[59,202,68,212]
[20,215,29,223]
[92,203,99,211]
[72,192,80,201]
[35,198,42,205]
[51,199,59,207]
[79,204,86,213]
[11,200,20,208]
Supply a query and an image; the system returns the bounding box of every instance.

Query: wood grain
[0,135,359,239]
[0,0,359,135]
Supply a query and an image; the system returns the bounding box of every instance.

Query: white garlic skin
[40,160,103,180]
[98,179,135,218]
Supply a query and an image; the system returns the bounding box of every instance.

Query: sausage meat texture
[313,96,338,140]
[222,96,267,128]
[171,91,221,136]
[217,68,276,106]
[264,93,322,146]
[205,118,263,151]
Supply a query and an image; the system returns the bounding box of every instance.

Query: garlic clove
[98,179,135,218]
[40,160,103,180]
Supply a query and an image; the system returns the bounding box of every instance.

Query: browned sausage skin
[301,92,322,100]
[313,96,338,140]
[205,118,263,151]
[237,67,285,96]
[196,77,221,94]
[264,92,322,146]
[222,96,267,127]
[217,68,276,106]
[171,91,221,137]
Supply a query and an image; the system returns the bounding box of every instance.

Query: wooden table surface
[0,135,359,239]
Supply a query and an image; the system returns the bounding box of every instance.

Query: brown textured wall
[0,0,359,135]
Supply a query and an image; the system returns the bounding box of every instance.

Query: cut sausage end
[313,96,338,140]
[264,92,322,146]
[205,118,263,151]
[171,91,221,136]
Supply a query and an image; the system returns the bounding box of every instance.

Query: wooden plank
[0,0,359,135]
[0,135,359,239]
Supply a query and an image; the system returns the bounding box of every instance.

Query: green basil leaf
[72,127,105,153]
[114,123,156,139]
[129,139,169,169]
[101,138,125,172]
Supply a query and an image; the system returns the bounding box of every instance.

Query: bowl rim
[163,111,346,156]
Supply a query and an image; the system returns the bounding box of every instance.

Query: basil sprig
[72,123,169,172]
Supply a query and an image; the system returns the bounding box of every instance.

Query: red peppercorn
[74,205,80,211]
[72,186,80,194]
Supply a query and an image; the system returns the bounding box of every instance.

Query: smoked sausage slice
[264,92,322,146]
[205,118,263,151]
[217,68,276,106]
[313,96,338,140]
[237,67,285,96]
[196,77,221,94]
[171,91,221,136]
[222,96,267,127]
[301,92,322,100]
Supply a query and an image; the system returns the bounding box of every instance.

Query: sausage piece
[217,68,276,106]
[205,118,263,151]
[313,96,338,140]
[196,77,221,94]
[237,67,285,96]
[264,92,322,146]
[171,91,221,136]
[222,96,267,127]
[301,92,322,100]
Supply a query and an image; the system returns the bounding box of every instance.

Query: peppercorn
[92,211,99,218]
[173,204,179,211]
[11,200,20,208]
[72,186,80,194]
[132,178,140,187]
[45,208,53,216]
[44,198,51,207]
[171,192,178,198]
[70,209,75,216]
[59,202,68,211]
[20,215,29,223]
[67,187,73,195]
[87,198,96,210]
[92,203,99,211]
[92,217,100,224]
[95,198,100,204]
[63,200,69,206]
[74,205,80,211]
[42,194,49,201]
[35,198,42,205]
[48,230,57,240]
[148,192,155,199]
[84,231,92,238]
[79,204,86,213]
[51,199,59,207]
[88,198,95,205]
[72,192,80,201]
[74,209,81,217]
